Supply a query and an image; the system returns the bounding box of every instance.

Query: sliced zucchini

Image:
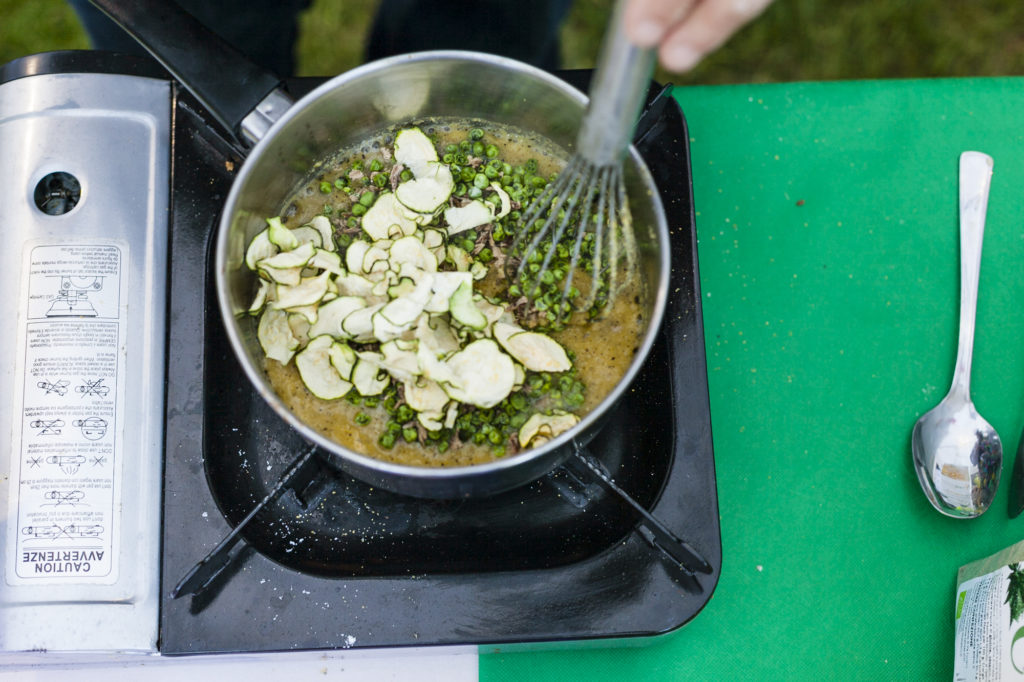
[387,277,417,299]
[245,228,276,271]
[425,271,472,314]
[328,340,357,380]
[395,163,455,214]
[307,215,336,251]
[290,225,323,249]
[379,340,421,383]
[418,411,444,432]
[296,335,352,400]
[422,228,445,253]
[444,339,516,408]
[288,304,319,325]
[518,410,579,449]
[267,216,299,250]
[259,264,302,287]
[404,377,449,414]
[444,403,459,429]
[259,241,315,270]
[474,298,506,329]
[308,295,366,338]
[257,307,299,365]
[345,239,371,274]
[493,321,572,372]
[490,182,512,218]
[449,280,487,330]
[444,200,493,235]
[361,192,417,241]
[271,270,331,310]
[334,271,375,298]
[362,243,392,275]
[288,312,311,347]
[351,356,390,396]
[469,261,488,281]
[340,302,384,342]
[393,127,438,177]
[249,279,271,314]
[446,244,471,271]
[375,273,433,340]
[415,343,461,387]
[416,315,460,357]
[388,235,438,273]
[308,248,344,275]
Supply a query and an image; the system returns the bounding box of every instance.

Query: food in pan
[245,122,646,466]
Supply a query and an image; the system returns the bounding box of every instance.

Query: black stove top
[149,67,721,654]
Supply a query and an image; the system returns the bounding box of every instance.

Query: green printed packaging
[956,539,1024,680]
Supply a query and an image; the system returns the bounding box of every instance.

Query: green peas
[469,128,484,140]
[358,191,376,207]
[355,412,371,425]
[378,432,396,449]
[369,158,383,172]
[403,427,418,443]
[373,173,388,188]
[351,204,367,217]
[485,144,499,158]
[400,169,413,182]
[472,141,485,156]
[319,181,332,194]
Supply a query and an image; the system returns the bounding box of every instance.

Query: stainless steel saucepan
[90,0,670,498]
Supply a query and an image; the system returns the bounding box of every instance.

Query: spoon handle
[951,151,994,400]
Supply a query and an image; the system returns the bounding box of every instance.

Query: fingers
[659,0,774,71]
[623,0,775,72]
[622,0,697,48]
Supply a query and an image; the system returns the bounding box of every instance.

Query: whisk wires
[507,157,638,329]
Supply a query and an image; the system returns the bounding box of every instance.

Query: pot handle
[87,0,289,145]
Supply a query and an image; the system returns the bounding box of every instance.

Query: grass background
[3,0,1024,84]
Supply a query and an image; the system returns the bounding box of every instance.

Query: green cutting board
[482,77,1024,680]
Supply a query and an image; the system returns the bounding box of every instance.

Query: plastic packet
[955,539,1024,680]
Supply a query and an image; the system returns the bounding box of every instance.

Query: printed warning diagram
[8,243,126,584]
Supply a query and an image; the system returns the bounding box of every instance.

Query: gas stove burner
[159,68,720,654]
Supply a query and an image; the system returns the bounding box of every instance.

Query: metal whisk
[508,0,655,325]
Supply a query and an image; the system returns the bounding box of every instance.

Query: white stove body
[0,70,169,653]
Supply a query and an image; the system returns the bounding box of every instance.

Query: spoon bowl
[911,151,1002,518]
[912,394,1002,518]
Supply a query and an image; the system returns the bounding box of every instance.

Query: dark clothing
[68,0,573,76]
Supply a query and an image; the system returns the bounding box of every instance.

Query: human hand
[623,0,776,72]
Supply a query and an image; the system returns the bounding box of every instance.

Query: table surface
[481,76,1024,680]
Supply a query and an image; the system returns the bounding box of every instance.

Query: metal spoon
[912,151,1002,518]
